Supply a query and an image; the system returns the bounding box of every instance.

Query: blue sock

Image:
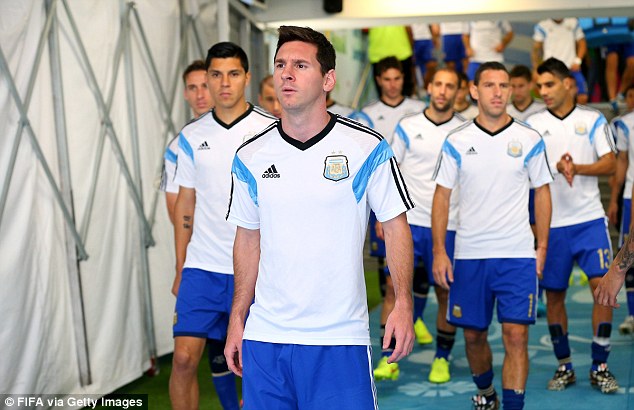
[548,324,572,368]
[212,373,239,410]
[473,368,496,401]
[413,294,427,321]
[502,389,524,410]
[435,329,456,360]
[591,322,612,370]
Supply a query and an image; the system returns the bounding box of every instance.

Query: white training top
[175,105,275,274]
[392,111,466,229]
[433,119,553,259]
[227,114,414,345]
[533,18,584,68]
[351,97,426,145]
[468,20,513,63]
[457,104,479,120]
[160,137,179,194]
[412,23,432,41]
[507,100,547,122]
[327,102,354,118]
[440,22,469,36]
[526,105,615,227]
[613,111,634,199]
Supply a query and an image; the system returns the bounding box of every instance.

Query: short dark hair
[473,61,508,85]
[259,74,273,94]
[537,57,570,81]
[275,26,336,75]
[510,64,532,82]
[182,60,207,83]
[375,56,403,76]
[205,42,249,73]
[457,71,469,87]
[431,67,459,86]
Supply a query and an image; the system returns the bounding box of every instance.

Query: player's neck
[513,98,532,111]
[550,99,575,118]
[381,94,404,107]
[281,102,331,143]
[475,112,512,133]
[425,107,453,124]
[454,100,470,111]
[215,99,249,125]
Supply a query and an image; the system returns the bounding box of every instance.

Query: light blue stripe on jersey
[614,119,629,142]
[232,155,258,206]
[352,139,393,203]
[589,115,608,145]
[534,24,546,38]
[178,132,194,163]
[350,111,374,129]
[524,139,546,167]
[164,146,177,164]
[442,140,462,168]
[395,124,410,150]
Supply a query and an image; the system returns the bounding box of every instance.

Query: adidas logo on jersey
[198,141,210,150]
[466,146,477,155]
[262,164,280,178]
[414,134,423,140]
[543,130,551,137]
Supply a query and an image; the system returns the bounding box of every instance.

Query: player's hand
[384,301,415,363]
[375,221,385,241]
[570,64,581,72]
[536,246,547,280]
[594,269,624,308]
[558,153,574,186]
[432,251,453,290]
[224,320,245,377]
[465,47,474,58]
[494,43,505,53]
[607,201,619,227]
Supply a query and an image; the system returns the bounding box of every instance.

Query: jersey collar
[473,116,514,136]
[278,112,337,151]
[212,103,254,130]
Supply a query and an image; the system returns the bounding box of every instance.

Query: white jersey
[160,136,179,194]
[526,105,615,227]
[468,20,513,63]
[440,22,468,36]
[613,111,634,199]
[392,111,465,229]
[433,119,553,259]
[327,102,353,118]
[507,100,546,122]
[175,105,275,274]
[227,114,413,345]
[412,23,432,41]
[457,104,479,120]
[351,97,426,144]
[533,19,584,68]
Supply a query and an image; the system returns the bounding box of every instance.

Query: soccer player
[463,20,514,82]
[350,56,426,381]
[391,68,465,384]
[527,57,618,394]
[507,65,545,122]
[161,60,214,224]
[454,71,479,120]
[224,25,415,410]
[169,42,275,410]
[433,61,553,410]
[607,84,634,333]
[258,74,282,118]
[532,18,588,105]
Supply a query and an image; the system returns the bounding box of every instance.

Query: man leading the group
[526,57,618,394]
[433,62,553,410]
[169,42,275,410]
[224,25,415,409]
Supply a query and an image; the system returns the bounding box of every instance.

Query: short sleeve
[590,114,617,158]
[391,124,409,163]
[612,119,629,152]
[524,139,554,188]
[174,133,196,189]
[226,154,260,229]
[432,139,460,189]
[533,23,546,42]
[160,138,179,193]
[573,19,585,41]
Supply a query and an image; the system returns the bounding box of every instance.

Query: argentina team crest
[323,155,349,181]
[507,140,523,158]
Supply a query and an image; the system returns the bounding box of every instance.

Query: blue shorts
[173,268,234,339]
[541,218,612,291]
[571,70,588,96]
[604,42,634,58]
[411,225,456,286]
[448,258,538,330]
[619,198,631,247]
[467,62,481,82]
[443,34,466,63]
[369,211,386,258]
[414,39,434,65]
[242,341,377,410]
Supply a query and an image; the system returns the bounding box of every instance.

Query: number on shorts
[597,248,611,270]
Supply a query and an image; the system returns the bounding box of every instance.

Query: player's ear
[245,71,251,86]
[470,82,478,101]
[324,69,336,93]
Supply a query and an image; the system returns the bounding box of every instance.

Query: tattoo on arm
[183,216,192,222]
[183,224,191,229]
[616,234,634,272]
[182,215,192,230]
